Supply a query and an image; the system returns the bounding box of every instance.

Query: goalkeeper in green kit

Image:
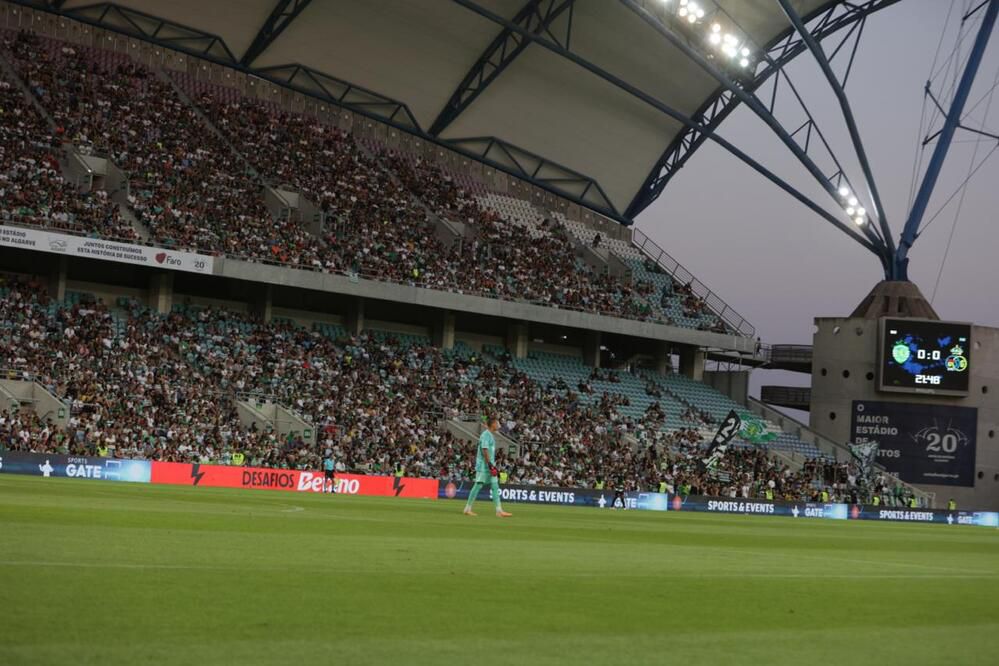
[463,416,512,518]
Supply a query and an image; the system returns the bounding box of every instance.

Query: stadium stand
[0,38,131,238]
[1,30,324,263]
[0,27,733,333]
[0,19,922,506]
[0,277,907,503]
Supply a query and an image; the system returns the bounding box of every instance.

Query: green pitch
[1,476,998,665]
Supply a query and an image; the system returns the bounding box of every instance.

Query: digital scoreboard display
[879,318,971,395]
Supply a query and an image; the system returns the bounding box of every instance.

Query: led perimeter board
[879,318,971,396]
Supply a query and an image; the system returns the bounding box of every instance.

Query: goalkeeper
[463,416,512,518]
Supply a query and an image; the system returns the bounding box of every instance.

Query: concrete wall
[810,317,999,509]
[704,370,749,406]
[214,257,754,354]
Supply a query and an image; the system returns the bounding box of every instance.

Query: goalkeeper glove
[489,465,498,477]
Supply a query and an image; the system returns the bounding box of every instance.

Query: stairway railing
[631,228,755,337]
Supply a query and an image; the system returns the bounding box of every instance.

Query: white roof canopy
[47,0,865,221]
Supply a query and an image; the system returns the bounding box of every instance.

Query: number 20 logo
[925,432,959,454]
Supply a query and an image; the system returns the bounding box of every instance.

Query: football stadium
[1,0,998,663]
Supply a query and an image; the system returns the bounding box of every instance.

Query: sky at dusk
[635,0,999,404]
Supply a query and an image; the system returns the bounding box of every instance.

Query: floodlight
[739,58,749,67]
[848,196,858,207]
[846,207,855,216]
[709,33,721,45]
[838,186,850,197]
[854,216,865,225]
[856,207,866,217]
[711,23,721,32]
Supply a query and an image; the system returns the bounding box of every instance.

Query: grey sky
[635,0,999,402]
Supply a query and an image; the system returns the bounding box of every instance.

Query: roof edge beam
[447,135,619,215]
[26,0,240,63]
[619,0,890,267]
[625,0,902,220]
[449,0,881,257]
[775,0,896,260]
[429,0,575,137]
[240,0,313,67]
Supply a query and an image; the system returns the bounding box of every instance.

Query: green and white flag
[739,416,777,444]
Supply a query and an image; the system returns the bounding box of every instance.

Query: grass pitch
[1,476,997,665]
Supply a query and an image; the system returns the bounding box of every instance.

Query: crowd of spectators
[0,275,895,502]
[2,31,321,263]
[0,28,730,333]
[0,39,131,237]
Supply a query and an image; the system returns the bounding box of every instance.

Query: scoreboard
[878,318,971,396]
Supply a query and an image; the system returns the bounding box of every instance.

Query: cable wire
[928,59,999,303]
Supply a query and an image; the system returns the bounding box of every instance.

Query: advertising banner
[850,400,977,486]
[849,505,999,527]
[0,451,150,483]
[635,492,670,512]
[438,480,635,508]
[669,495,850,520]
[0,225,215,274]
[150,461,438,498]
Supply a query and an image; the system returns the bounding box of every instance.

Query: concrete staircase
[0,49,57,131]
[235,395,316,445]
[446,419,519,455]
[0,377,69,428]
[264,186,325,238]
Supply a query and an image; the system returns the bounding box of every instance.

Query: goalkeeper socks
[490,478,502,512]
[466,481,484,510]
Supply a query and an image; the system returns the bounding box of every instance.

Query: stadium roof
[25,0,894,223]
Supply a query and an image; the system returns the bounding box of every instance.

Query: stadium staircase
[235,394,315,444]
[445,419,518,455]
[156,67,263,182]
[0,47,56,131]
[117,203,151,242]
[552,208,754,337]
[0,372,69,429]
[263,186,326,239]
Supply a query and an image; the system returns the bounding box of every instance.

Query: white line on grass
[0,561,994,579]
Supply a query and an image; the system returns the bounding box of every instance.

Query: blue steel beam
[618,0,891,268]
[625,0,901,220]
[775,0,897,264]
[240,0,313,67]
[429,0,575,137]
[897,0,999,280]
[449,0,882,256]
